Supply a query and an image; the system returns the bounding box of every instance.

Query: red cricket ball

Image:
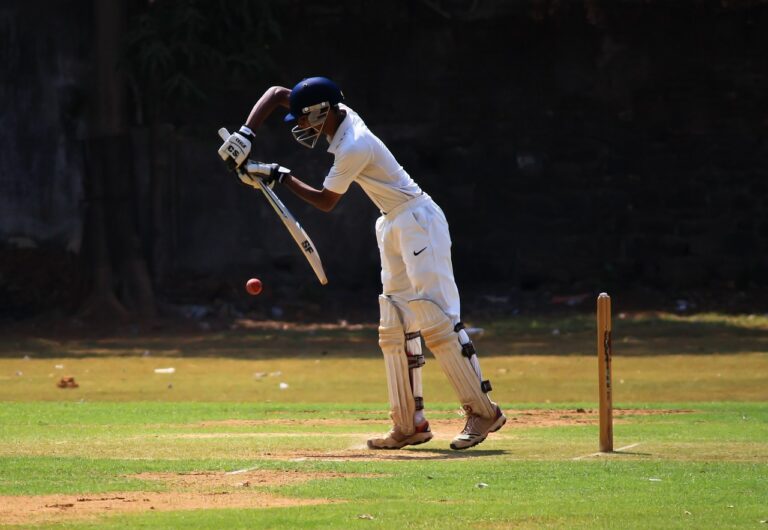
[245,278,263,296]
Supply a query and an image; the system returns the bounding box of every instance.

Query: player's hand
[217,126,255,170]
[245,161,291,187]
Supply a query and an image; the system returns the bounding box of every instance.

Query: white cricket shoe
[450,405,506,450]
[367,420,433,450]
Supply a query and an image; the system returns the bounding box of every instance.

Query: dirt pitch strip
[0,470,357,525]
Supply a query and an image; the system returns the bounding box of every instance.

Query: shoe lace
[462,414,481,435]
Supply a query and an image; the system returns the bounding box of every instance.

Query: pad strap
[405,331,421,341]
[408,354,426,370]
[454,322,476,358]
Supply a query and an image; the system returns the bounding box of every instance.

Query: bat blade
[259,185,328,285]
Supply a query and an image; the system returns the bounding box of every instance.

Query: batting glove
[217,125,256,170]
[240,161,291,189]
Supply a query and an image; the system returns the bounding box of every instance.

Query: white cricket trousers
[375,194,461,326]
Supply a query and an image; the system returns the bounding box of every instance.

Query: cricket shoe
[367,420,433,450]
[450,405,506,450]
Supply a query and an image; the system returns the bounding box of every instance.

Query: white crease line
[225,466,260,475]
[573,442,641,460]
[615,442,641,452]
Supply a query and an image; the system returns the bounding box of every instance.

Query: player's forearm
[282,175,339,212]
[244,86,291,130]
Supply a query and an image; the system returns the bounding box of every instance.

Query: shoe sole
[367,433,434,450]
[449,414,507,451]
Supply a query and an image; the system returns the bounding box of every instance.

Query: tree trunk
[79,0,156,322]
[78,139,129,323]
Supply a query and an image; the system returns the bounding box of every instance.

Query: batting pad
[410,299,496,419]
[379,296,416,435]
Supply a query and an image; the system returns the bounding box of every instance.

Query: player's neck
[325,108,347,137]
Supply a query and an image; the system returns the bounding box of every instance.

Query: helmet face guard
[290,102,331,149]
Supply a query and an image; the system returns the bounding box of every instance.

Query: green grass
[0,311,767,528]
[1,353,766,403]
[0,402,766,528]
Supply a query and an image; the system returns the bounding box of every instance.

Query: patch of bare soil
[194,417,392,428]
[0,469,351,525]
[195,408,692,431]
[504,407,692,428]
[132,469,365,488]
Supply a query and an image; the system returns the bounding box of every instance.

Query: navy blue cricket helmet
[284,77,344,123]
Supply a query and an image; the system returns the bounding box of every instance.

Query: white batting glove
[217,126,255,169]
[246,161,291,186]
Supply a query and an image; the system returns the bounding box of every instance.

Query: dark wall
[1,1,767,317]
[0,0,89,249]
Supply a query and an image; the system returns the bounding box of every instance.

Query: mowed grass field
[0,311,767,528]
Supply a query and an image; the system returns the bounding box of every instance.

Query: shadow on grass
[393,449,509,460]
[574,449,653,460]
[288,449,509,461]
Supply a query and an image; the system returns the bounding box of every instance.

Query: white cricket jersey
[323,104,422,214]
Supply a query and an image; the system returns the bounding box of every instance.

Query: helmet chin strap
[291,102,330,149]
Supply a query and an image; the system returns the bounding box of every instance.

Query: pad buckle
[455,322,477,358]
[408,354,426,369]
[404,331,421,341]
[480,380,493,393]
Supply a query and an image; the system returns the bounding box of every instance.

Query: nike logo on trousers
[413,247,427,256]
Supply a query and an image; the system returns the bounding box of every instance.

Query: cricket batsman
[218,77,505,450]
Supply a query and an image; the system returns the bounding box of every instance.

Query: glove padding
[238,161,291,190]
[217,126,255,169]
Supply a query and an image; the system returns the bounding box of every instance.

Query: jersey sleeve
[323,143,372,194]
